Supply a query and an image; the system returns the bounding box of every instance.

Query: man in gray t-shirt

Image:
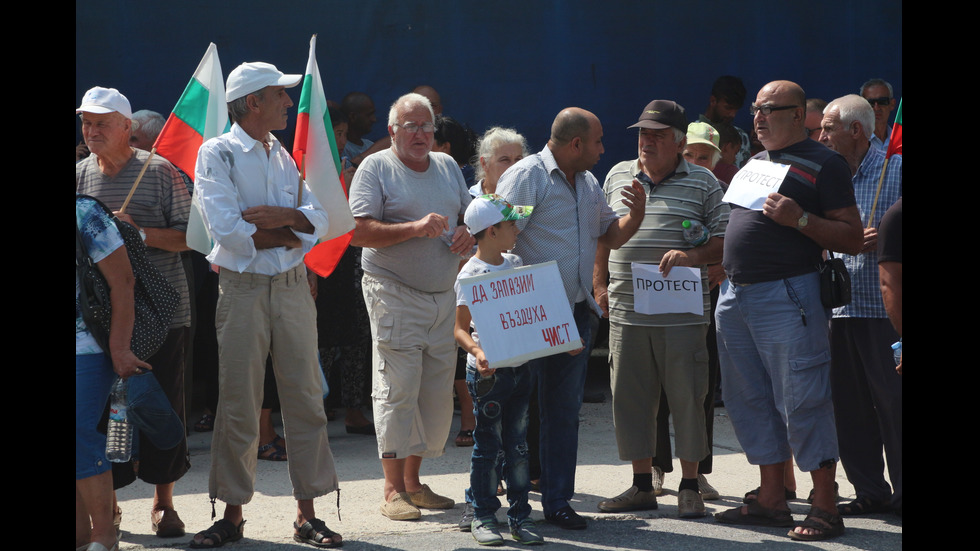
[349,92,474,521]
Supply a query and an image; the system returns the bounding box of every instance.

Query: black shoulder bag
[817,251,851,308]
[75,194,179,360]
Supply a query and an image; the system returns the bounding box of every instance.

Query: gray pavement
[115,377,901,550]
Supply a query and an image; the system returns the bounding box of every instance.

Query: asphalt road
[114,367,901,550]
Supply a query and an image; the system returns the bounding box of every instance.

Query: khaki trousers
[210,265,338,504]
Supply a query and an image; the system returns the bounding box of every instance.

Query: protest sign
[630,263,703,316]
[461,260,581,368]
[722,158,791,210]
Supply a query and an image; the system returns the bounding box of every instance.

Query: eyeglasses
[749,103,800,116]
[394,122,435,134]
[865,96,891,107]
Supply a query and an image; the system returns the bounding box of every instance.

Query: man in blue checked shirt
[818,94,902,518]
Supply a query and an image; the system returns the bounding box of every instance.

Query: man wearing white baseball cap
[191,62,341,548]
[76,85,193,545]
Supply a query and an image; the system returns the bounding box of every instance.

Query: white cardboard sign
[630,263,703,316]
[722,158,791,210]
[460,261,581,368]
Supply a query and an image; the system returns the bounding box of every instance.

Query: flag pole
[867,157,890,228]
[119,147,156,214]
[869,98,902,228]
[297,154,305,208]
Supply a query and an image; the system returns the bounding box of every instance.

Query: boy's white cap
[464,194,533,235]
[226,62,302,102]
[76,86,132,119]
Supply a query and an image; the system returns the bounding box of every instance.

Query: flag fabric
[885,98,902,159]
[153,43,229,254]
[293,34,356,277]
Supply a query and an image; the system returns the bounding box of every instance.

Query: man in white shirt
[191,61,341,548]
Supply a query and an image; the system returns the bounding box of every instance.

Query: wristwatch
[139,227,147,242]
[796,211,809,230]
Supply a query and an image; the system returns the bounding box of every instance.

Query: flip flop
[837,496,889,516]
[194,413,215,432]
[294,518,343,548]
[455,429,474,447]
[788,506,844,541]
[258,441,287,461]
[743,486,796,503]
[715,500,794,527]
[189,519,245,548]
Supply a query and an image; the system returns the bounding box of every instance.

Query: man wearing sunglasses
[859,79,897,150]
[819,94,902,519]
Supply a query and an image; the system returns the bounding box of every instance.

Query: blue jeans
[466,363,532,526]
[715,272,838,471]
[529,301,594,515]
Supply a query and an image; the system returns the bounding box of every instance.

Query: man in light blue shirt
[819,94,902,518]
[496,107,644,529]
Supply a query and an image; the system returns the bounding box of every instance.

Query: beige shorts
[608,322,710,462]
[362,273,457,459]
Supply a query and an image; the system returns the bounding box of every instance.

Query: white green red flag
[153,42,228,254]
[293,34,355,277]
[885,98,902,159]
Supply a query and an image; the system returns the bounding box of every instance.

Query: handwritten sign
[461,261,581,368]
[630,263,703,316]
[722,158,791,210]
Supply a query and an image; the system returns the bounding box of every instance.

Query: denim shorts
[76,353,116,479]
[715,272,838,471]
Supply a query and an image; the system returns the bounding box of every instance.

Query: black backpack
[75,194,179,361]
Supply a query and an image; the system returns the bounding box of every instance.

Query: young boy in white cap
[454,194,544,546]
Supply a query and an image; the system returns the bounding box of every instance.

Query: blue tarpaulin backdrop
[76,0,902,181]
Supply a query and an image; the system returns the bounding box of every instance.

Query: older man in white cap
[191,62,341,548]
[76,86,192,541]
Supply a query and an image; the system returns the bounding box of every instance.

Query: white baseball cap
[76,86,132,119]
[464,194,533,235]
[226,62,302,102]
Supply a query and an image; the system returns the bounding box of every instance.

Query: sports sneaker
[458,503,475,532]
[698,474,720,500]
[678,488,706,518]
[380,492,421,520]
[510,518,544,545]
[653,466,665,496]
[471,517,504,546]
[408,484,455,509]
[597,486,659,513]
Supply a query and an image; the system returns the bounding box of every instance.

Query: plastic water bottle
[891,340,902,366]
[106,377,133,462]
[682,219,709,247]
[440,226,474,259]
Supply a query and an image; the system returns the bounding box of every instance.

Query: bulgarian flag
[153,42,229,254]
[293,34,355,277]
[870,98,901,226]
[885,98,902,158]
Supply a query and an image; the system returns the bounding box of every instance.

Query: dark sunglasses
[865,96,891,107]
